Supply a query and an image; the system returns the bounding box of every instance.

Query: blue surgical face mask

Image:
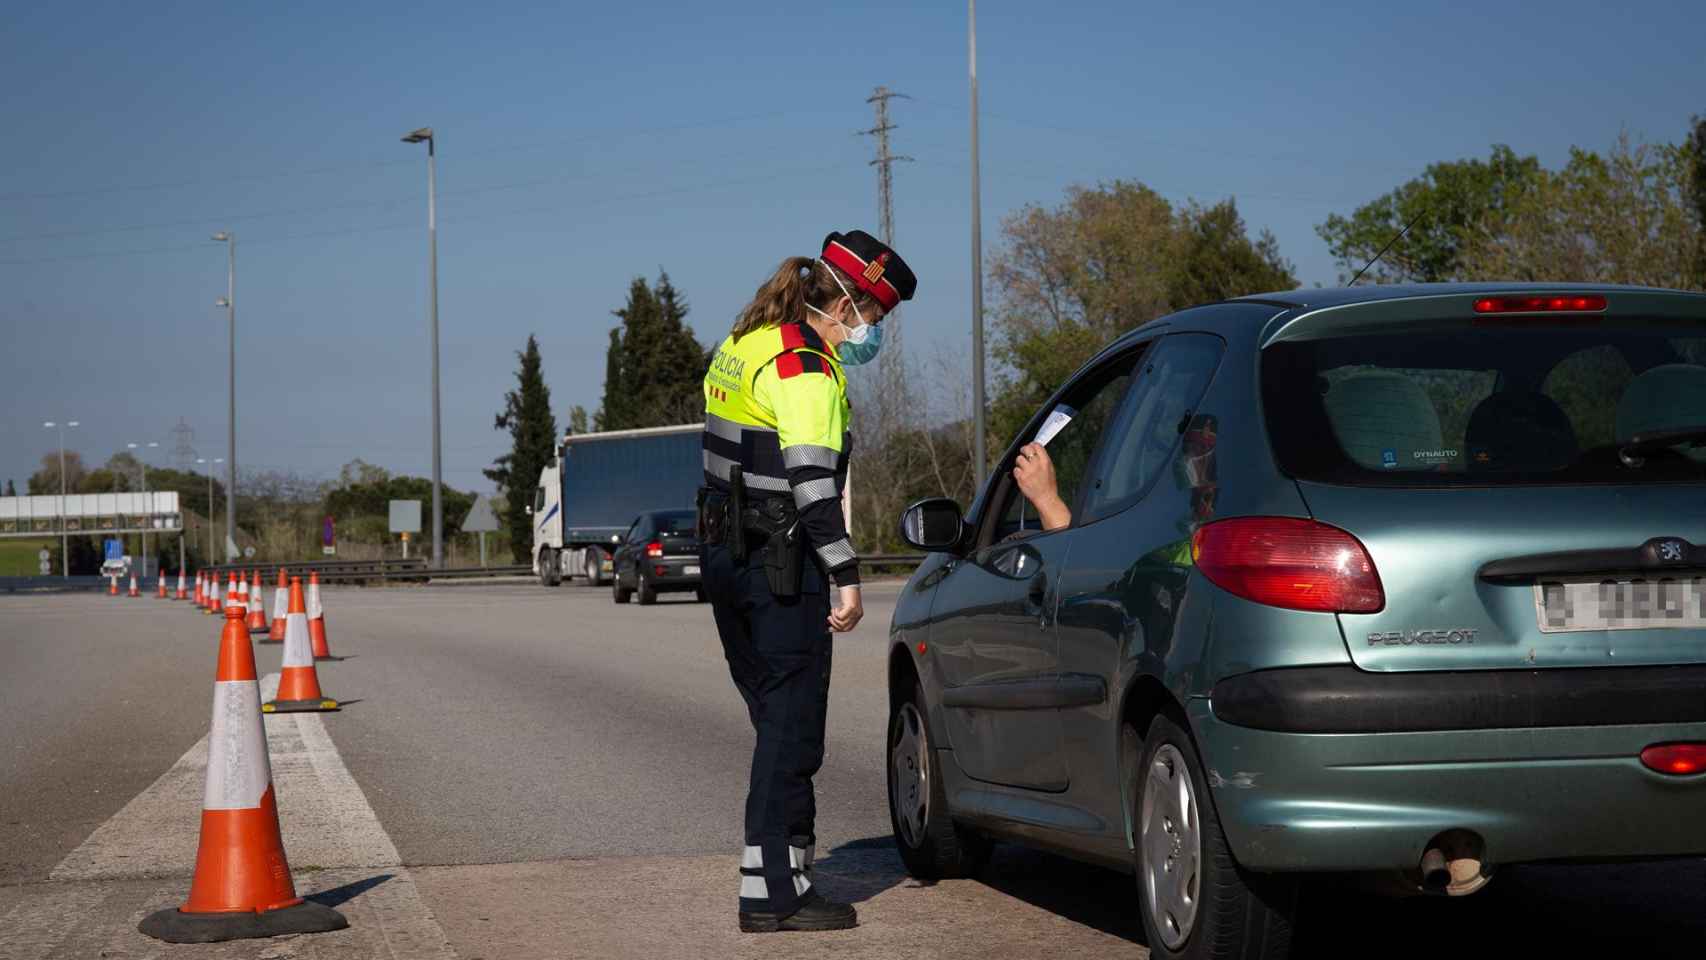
[807,260,884,366]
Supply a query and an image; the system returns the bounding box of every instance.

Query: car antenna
[1347,207,1427,286]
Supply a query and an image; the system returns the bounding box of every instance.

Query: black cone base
[139,900,348,943]
[314,655,344,662]
[262,698,340,713]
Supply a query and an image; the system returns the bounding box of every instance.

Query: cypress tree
[596,272,706,429]
[486,335,558,562]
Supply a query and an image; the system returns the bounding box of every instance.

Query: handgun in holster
[726,465,747,562]
[758,508,803,599]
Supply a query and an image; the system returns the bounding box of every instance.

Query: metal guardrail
[0,575,110,594]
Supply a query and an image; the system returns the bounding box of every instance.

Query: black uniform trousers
[702,532,833,917]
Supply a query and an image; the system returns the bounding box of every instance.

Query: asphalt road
[5,582,1706,959]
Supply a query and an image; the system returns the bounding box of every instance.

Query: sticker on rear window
[1412,448,1460,466]
[1381,449,1397,469]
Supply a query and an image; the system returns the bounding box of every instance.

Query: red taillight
[1191,517,1384,614]
[1640,743,1706,776]
[1472,294,1606,314]
[645,541,663,558]
[654,564,669,577]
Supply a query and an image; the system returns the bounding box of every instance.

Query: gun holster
[760,518,803,599]
[726,466,747,563]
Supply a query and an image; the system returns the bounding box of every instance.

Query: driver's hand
[828,584,864,632]
[1013,443,1072,530]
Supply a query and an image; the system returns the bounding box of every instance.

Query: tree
[27,450,86,495]
[1168,199,1297,308]
[986,181,1296,452]
[596,272,706,429]
[567,405,589,434]
[1460,134,1701,289]
[485,335,558,562]
[1315,145,1543,283]
[1684,114,1706,288]
[3,479,14,497]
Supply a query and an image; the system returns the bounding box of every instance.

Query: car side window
[534,486,546,512]
[981,348,1146,546]
[1079,334,1226,524]
[624,517,643,542]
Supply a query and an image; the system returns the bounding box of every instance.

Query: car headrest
[1616,364,1706,440]
[1464,391,1576,472]
[1322,371,1443,470]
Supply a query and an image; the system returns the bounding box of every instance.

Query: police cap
[821,229,916,311]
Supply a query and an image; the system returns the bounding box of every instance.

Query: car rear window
[1262,322,1706,486]
[656,511,697,534]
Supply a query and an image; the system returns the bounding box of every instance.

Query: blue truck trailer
[530,424,702,586]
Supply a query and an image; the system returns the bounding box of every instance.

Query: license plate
[684,565,701,576]
[1534,578,1706,632]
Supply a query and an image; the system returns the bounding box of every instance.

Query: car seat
[1464,392,1577,472]
[1616,363,1706,461]
[1322,371,1443,470]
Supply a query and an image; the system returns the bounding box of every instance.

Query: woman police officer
[698,229,916,933]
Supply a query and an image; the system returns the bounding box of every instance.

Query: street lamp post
[127,441,159,576]
[212,232,236,561]
[196,457,223,562]
[968,0,988,490]
[401,127,443,568]
[42,420,79,577]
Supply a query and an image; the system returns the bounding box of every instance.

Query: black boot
[739,891,857,933]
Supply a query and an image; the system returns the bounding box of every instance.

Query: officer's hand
[828,585,863,632]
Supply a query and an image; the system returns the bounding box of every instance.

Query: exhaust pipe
[1418,831,1492,896]
[1419,847,1449,891]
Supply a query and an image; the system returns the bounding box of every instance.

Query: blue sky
[2,0,1700,496]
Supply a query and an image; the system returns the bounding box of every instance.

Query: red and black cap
[821,229,916,312]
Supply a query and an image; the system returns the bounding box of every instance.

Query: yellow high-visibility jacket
[702,321,858,584]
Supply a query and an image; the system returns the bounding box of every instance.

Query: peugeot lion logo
[1658,540,1687,563]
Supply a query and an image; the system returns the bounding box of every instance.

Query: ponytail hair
[730,255,884,340]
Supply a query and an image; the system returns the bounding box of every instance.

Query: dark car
[612,509,704,605]
[886,284,1706,960]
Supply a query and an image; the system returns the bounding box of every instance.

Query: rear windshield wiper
[1619,426,1706,467]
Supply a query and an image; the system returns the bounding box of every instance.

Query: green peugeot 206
[885,284,1706,960]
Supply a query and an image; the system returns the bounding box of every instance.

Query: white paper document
[1034,404,1077,447]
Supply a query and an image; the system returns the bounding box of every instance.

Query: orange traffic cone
[129,573,140,598]
[265,568,287,644]
[208,572,223,614]
[263,577,339,713]
[199,573,212,612]
[307,571,337,661]
[176,568,188,601]
[158,571,170,599]
[137,580,348,943]
[108,574,119,597]
[246,571,268,634]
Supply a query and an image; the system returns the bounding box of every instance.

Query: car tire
[637,570,657,606]
[1133,713,1296,960]
[539,549,561,587]
[888,680,991,881]
[694,586,708,603]
[612,567,632,603]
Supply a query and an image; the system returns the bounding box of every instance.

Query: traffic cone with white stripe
[158,571,170,599]
[307,571,337,661]
[137,579,348,943]
[129,573,140,598]
[201,573,216,613]
[176,568,188,601]
[263,577,338,713]
[109,574,119,597]
[264,568,286,644]
[246,570,268,635]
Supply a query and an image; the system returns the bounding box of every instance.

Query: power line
[859,86,912,353]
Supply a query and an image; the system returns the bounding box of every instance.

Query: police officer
[699,229,916,933]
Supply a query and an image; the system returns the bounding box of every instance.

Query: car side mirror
[899,497,966,553]
[525,505,533,516]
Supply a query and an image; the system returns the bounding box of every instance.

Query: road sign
[244,546,255,558]
[38,548,50,561]
[461,495,499,533]
[39,559,51,574]
[389,500,422,534]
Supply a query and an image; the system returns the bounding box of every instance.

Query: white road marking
[3,673,455,959]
